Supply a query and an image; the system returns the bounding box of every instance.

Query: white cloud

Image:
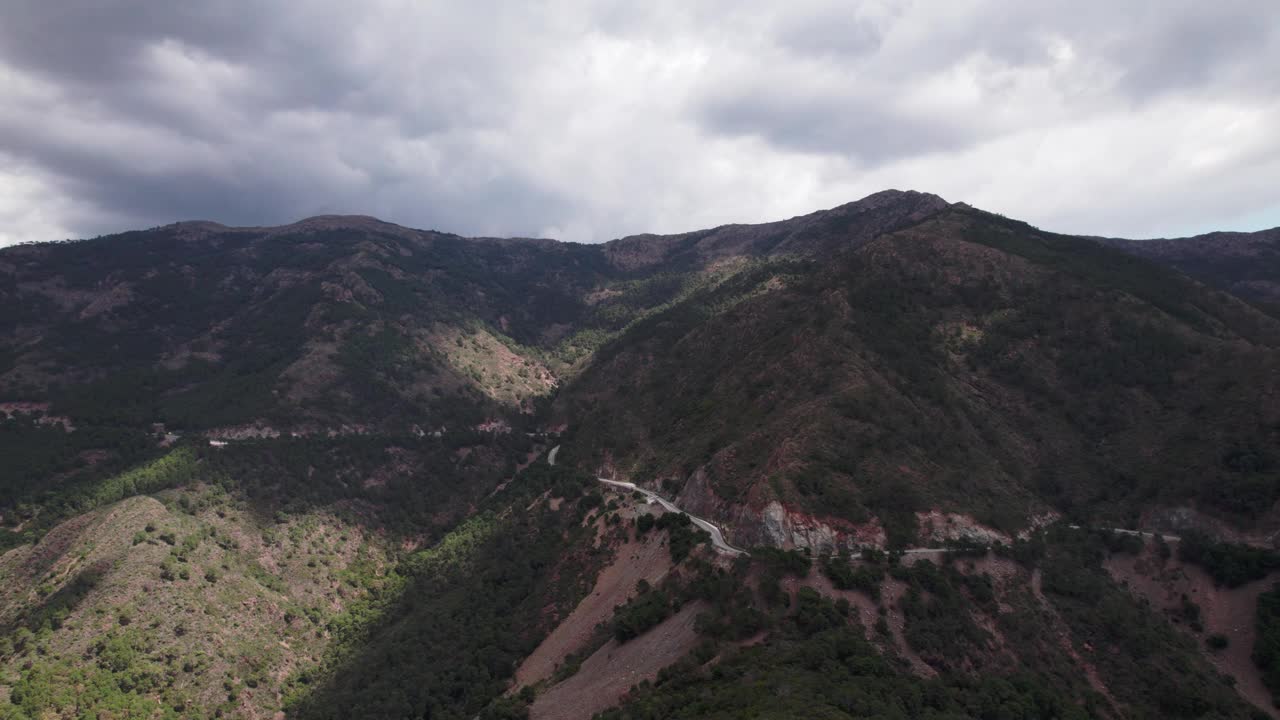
[0,157,82,245]
[0,0,1276,246]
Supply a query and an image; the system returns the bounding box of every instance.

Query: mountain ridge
[13,190,1277,303]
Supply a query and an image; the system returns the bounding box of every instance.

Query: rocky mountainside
[3,191,1280,719]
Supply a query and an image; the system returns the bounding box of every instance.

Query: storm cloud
[0,0,1277,246]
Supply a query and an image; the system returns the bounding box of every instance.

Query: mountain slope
[1103,227,1280,311]
[0,192,949,436]
[602,189,947,271]
[555,206,1280,548]
[4,192,1280,719]
[0,217,610,432]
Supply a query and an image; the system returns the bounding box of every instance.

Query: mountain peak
[279,214,402,231]
[158,214,426,244]
[164,214,410,235]
[813,189,949,224]
[603,189,951,271]
[840,188,948,208]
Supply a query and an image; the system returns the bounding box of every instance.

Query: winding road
[548,444,745,555]
[1067,524,1180,542]
[553,445,1175,560]
[597,478,749,556]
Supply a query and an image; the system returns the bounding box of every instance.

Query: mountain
[556,205,1280,549]
[3,191,1280,719]
[1101,227,1280,311]
[0,191,945,434]
[603,189,948,270]
[0,215,604,432]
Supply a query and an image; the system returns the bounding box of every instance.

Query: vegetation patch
[1255,583,1280,707]
[286,463,609,720]
[1178,531,1280,588]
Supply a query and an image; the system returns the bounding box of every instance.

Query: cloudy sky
[1,1,1278,246]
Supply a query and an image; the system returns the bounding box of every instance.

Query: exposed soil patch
[1106,550,1280,718]
[515,531,674,688]
[529,601,706,720]
[784,563,935,678]
[0,401,74,431]
[881,577,937,678]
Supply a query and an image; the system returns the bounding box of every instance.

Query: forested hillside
[1103,227,1280,311]
[2,191,1279,719]
[557,206,1280,548]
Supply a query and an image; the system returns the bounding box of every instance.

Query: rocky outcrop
[675,467,885,553]
[916,510,1011,546]
[672,467,1052,553]
[752,501,887,552]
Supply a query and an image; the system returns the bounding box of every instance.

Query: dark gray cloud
[701,91,974,165]
[0,0,1277,246]
[0,0,569,240]
[1108,4,1280,99]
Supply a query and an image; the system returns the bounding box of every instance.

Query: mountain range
[2,190,1279,719]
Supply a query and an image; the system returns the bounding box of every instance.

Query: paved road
[597,478,748,557]
[1067,524,1180,542]
[547,445,560,466]
[591,470,1176,560]
[901,526,1182,555]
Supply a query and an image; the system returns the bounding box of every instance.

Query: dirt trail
[529,601,705,720]
[1106,552,1280,719]
[514,531,674,688]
